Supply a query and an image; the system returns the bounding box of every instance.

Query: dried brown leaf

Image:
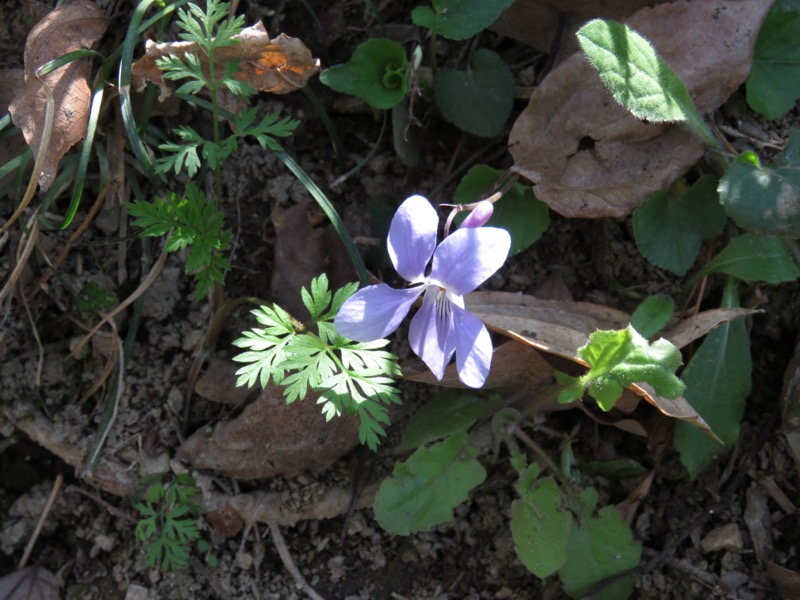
[178,364,360,479]
[8,0,107,192]
[0,69,27,187]
[763,559,800,599]
[132,22,319,99]
[402,339,554,388]
[463,291,715,433]
[270,200,357,320]
[663,308,761,350]
[509,0,771,218]
[0,566,59,600]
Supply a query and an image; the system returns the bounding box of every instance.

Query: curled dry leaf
[132,22,319,99]
[509,0,771,218]
[456,291,750,434]
[8,0,107,192]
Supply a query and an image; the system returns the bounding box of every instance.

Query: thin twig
[70,241,169,357]
[64,484,137,524]
[268,521,326,600]
[18,473,64,569]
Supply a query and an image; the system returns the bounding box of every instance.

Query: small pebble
[701,523,743,553]
[124,584,149,600]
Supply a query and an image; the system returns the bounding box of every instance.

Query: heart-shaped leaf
[412,0,516,41]
[453,164,549,254]
[633,175,726,275]
[319,38,407,110]
[747,10,800,120]
[434,49,513,137]
[718,131,800,238]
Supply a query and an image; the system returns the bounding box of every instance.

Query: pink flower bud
[459,200,494,229]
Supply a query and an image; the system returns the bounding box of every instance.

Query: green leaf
[746,10,800,120]
[374,431,486,534]
[558,325,685,411]
[630,295,674,338]
[578,459,648,480]
[718,131,800,237]
[452,165,549,254]
[559,504,641,599]
[633,176,726,275]
[411,0,516,41]
[433,49,514,138]
[302,274,332,321]
[674,279,751,478]
[696,233,800,283]
[319,39,408,110]
[577,19,712,143]
[510,473,572,578]
[399,391,500,450]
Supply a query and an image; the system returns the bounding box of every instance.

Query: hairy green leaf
[559,502,641,599]
[577,19,712,143]
[399,391,500,450]
[374,431,486,534]
[557,325,685,411]
[511,473,572,578]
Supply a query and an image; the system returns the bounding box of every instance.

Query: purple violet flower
[335,195,511,388]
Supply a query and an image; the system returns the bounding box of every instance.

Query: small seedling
[233,274,402,450]
[134,473,213,572]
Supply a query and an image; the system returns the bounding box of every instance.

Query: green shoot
[233,274,402,450]
[128,184,231,299]
[134,473,209,572]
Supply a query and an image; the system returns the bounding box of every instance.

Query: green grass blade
[275,151,370,285]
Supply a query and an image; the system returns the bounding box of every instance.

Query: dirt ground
[2,1,800,599]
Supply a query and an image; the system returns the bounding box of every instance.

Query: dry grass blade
[8,0,107,194]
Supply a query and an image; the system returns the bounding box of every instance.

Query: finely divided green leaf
[697,233,800,283]
[411,0,516,41]
[674,280,751,478]
[718,130,800,237]
[577,19,711,142]
[374,431,486,534]
[399,391,500,450]
[746,11,800,120]
[453,165,549,254]
[433,49,514,138]
[511,474,572,578]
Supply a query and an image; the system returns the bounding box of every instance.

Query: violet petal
[334,284,423,342]
[452,305,492,388]
[408,286,457,380]
[387,195,439,283]
[429,227,511,295]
